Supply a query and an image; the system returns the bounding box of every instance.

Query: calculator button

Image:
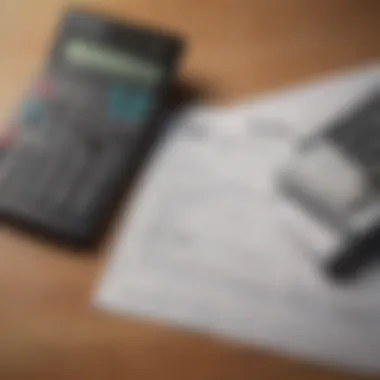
[0,128,17,148]
[107,84,153,126]
[47,148,88,209]
[83,135,105,155]
[0,149,31,200]
[32,154,60,203]
[132,91,153,124]
[73,157,116,218]
[34,78,55,99]
[21,99,45,127]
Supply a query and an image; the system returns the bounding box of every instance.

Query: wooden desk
[0,1,379,379]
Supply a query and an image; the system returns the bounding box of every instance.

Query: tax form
[95,63,380,374]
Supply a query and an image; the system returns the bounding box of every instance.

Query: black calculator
[0,9,183,246]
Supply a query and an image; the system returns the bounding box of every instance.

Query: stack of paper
[95,63,380,375]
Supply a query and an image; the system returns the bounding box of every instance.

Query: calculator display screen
[65,39,163,84]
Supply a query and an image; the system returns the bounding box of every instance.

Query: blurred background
[1,1,380,379]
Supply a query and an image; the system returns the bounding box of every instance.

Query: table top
[0,1,379,379]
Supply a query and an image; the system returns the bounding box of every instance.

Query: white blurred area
[96,63,380,375]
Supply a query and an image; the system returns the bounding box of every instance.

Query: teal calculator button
[108,85,131,123]
[130,91,152,124]
[21,99,45,126]
[108,84,152,125]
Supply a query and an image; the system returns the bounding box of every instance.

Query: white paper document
[95,64,380,374]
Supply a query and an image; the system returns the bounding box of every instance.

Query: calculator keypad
[0,72,147,240]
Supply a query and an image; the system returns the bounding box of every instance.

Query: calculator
[280,89,380,280]
[0,9,183,246]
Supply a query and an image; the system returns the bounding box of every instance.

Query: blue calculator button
[107,85,131,123]
[107,84,152,125]
[131,91,152,124]
[21,99,45,126]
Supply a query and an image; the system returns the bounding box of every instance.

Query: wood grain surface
[0,1,380,379]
